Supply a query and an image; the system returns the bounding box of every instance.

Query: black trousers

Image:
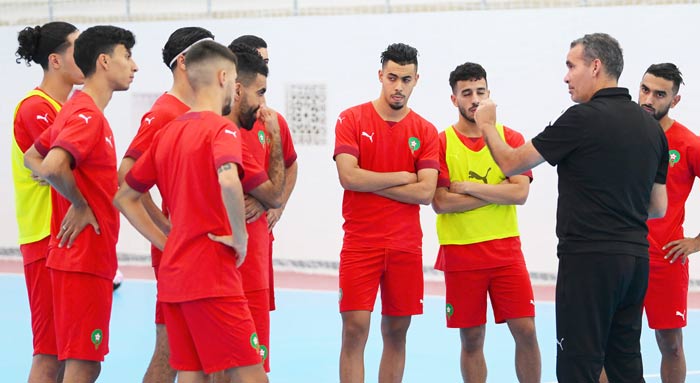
[556,253,649,383]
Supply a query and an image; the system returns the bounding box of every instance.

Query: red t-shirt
[333,102,439,253]
[34,90,119,280]
[124,93,190,160]
[647,121,700,261]
[434,126,532,271]
[124,93,190,267]
[14,88,58,152]
[239,124,272,292]
[125,111,245,302]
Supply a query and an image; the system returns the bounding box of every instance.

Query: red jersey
[34,91,119,280]
[14,88,58,152]
[125,111,246,302]
[124,93,190,160]
[124,93,190,267]
[647,121,700,261]
[435,126,532,271]
[238,124,272,292]
[334,102,439,253]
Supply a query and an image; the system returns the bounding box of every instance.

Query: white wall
[2,4,700,279]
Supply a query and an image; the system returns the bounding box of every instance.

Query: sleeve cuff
[125,172,152,193]
[333,145,359,160]
[124,148,143,160]
[241,171,269,194]
[51,141,82,169]
[284,153,298,168]
[416,159,440,171]
[34,140,50,157]
[215,155,244,180]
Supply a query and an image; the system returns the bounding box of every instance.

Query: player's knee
[380,316,410,342]
[656,332,684,358]
[342,320,370,346]
[32,354,61,375]
[228,364,268,383]
[508,318,538,344]
[65,359,101,382]
[459,326,486,353]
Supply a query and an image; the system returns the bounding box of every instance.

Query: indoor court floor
[1,264,698,382]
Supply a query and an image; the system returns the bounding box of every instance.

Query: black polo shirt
[532,87,668,257]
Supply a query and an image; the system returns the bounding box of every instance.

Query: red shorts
[644,259,689,329]
[444,263,535,328]
[339,248,424,316]
[22,242,57,356]
[51,269,112,361]
[153,266,164,325]
[246,289,271,372]
[163,296,261,374]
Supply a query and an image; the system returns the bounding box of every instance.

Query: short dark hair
[645,63,684,95]
[231,35,267,50]
[16,21,78,69]
[74,25,135,77]
[380,43,418,68]
[449,62,488,92]
[227,43,268,86]
[185,40,238,89]
[571,33,624,81]
[162,27,214,70]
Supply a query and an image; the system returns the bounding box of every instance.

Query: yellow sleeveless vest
[436,124,520,245]
[11,90,60,244]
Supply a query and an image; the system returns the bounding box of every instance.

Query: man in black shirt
[475,33,668,382]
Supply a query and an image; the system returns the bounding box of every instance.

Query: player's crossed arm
[373,168,438,205]
[335,153,417,192]
[450,175,530,206]
[432,186,490,214]
[432,175,528,214]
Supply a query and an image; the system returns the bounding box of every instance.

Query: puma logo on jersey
[676,310,686,321]
[104,136,113,148]
[224,129,237,138]
[361,132,375,143]
[337,116,345,124]
[78,114,92,124]
[144,116,155,125]
[36,113,49,123]
[556,338,565,351]
[468,168,492,184]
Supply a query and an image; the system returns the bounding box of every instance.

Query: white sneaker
[113,269,124,291]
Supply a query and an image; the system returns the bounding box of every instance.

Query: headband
[168,37,214,68]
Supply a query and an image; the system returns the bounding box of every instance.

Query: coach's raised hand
[474,98,497,131]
